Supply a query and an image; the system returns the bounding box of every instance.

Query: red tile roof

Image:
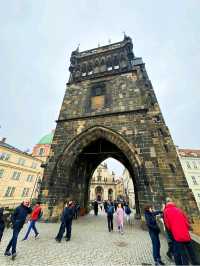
[178,149,200,158]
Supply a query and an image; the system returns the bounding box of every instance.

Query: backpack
[125,206,131,215]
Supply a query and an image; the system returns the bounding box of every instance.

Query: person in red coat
[163,200,198,265]
[22,202,42,240]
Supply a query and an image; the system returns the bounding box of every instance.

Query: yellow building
[115,178,124,201]
[0,138,43,208]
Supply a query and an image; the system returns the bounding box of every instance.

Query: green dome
[38,132,54,145]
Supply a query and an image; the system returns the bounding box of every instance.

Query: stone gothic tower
[40,36,200,233]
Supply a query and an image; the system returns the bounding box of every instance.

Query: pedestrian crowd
[92,199,132,234]
[0,199,80,261]
[0,197,199,265]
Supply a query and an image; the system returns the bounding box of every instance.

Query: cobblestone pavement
[0,211,173,265]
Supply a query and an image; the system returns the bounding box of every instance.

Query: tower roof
[38,132,54,145]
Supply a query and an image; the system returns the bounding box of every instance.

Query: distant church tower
[40,36,200,234]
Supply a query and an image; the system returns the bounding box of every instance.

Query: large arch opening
[47,126,150,218]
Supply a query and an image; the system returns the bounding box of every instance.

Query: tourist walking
[94,200,98,216]
[73,202,80,219]
[104,201,108,212]
[163,199,198,265]
[106,201,115,232]
[144,205,165,266]
[0,208,5,243]
[4,200,32,260]
[22,201,42,240]
[116,203,124,234]
[55,201,74,242]
[124,204,131,224]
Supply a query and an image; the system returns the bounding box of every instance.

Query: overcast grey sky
[0,1,200,175]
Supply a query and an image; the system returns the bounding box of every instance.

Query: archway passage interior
[67,138,141,215]
[44,127,148,218]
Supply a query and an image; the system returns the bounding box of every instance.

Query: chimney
[1,137,6,143]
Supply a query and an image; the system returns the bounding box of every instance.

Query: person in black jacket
[94,201,98,216]
[4,200,32,260]
[106,201,115,232]
[55,201,74,242]
[144,205,165,266]
[0,208,5,242]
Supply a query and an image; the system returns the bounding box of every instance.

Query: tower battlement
[68,35,143,84]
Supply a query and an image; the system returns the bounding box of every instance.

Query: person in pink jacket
[163,200,198,265]
[116,203,124,234]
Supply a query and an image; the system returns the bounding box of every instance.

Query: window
[158,128,164,136]
[113,56,119,69]
[38,148,45,156]
[0,153,11,161]
[91,96,105,109]
[198,194,200,200]
[12,171,21,180]
[4,187,15,197]
[164,144,169,153]
[21,188,30,197]
[169,163,176,174]
[0,169,4,178]
[18,158,25,166]
[97,175,101,182]
[27,175,34,182]
[186,161,191,169]
[88,63,93,75]
[193,161,198,169]
[191,176,198,185]
[31,162,37,169]
[132,70,138,81]
[91,85,106,110]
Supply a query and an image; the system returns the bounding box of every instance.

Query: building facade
[178,149,200,210]
[0,139,43,208]
[89,163,117,201]
[122,168,135,208]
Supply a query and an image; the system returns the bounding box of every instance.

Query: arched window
[38,148,45,156]
[88,62,93,75]
[81,64,87,76]
[108,188,113,200]
[106,57,112,71]
[113,56,119,69]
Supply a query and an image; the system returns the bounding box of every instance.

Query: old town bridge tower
[40,35,200,233]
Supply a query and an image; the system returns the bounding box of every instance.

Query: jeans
[149,231,161,262]
[107,215,113,231]
[0,225,5,241]
[24,220,38,239]
[173,240,198,265]
[6,226,21,254]
[56,221,72,241]
[66,222,72,239]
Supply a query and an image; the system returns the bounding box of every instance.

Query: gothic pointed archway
[41,126,149,218]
